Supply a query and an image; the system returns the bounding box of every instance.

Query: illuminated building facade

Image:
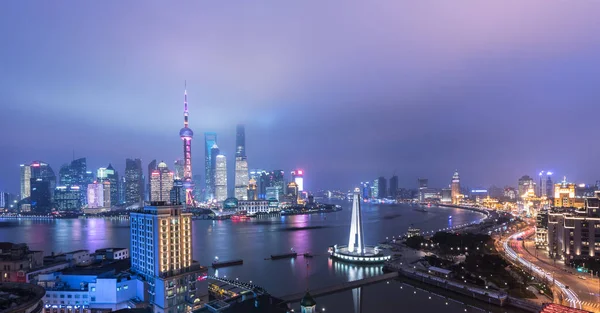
[204,132,217,201]
[130,203,208,312]
[150,162,175,202]
[20,164,31,199]
[418,178,428,202]
[179,87,195,207]
[518,175,535,199]
[235,124,245,157]
[234,157,249,200]
[247,178,258,200]
[147,159,157,201]
[174,159,184,180]
[371,179,379,199]
[208,144,220,200]
[291,170,304,192]
[215,155,227,202]
[269,170,285,197]
[54,186,81,211]
[554,177,579,208]
[547,193,600,261]
[538,171,554,197]
[125,158,144,206]
[348,188,365,254]
[265,186,280,201]
[238,200,271,215]
[87,181,110,209]
[451,170,461,204]
[535,210,549,248]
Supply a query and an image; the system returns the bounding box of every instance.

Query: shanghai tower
[179,85,195,207]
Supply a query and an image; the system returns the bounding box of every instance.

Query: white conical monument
[348,188,365,254]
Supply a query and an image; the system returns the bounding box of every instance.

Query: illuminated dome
[158,161,167,168]
[179,127,194,138]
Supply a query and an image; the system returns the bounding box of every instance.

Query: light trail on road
[502,229,582,309]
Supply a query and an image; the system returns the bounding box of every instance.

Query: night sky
[2,1,600,193]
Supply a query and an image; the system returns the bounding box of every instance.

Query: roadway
[499,226,600,312]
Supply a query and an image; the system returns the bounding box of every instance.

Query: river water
[0,203,524,312]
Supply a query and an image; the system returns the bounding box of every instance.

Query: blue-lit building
[54,186,82,212]
[204,132,218,201]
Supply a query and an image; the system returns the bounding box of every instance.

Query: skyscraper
[418,178,428,202]
[234,157,249,200]
[389,175,398,198]
[54,186,81,211]
[269,170,285,197]
[377,176,387,199]
[105,164,119,207]
[235,124,246,158]
[215,155,227,202]
[174,159,184,180]
[19,164,31,200]
[451,170,461,204]
[209,143,220,200]
[247,178,258,200]
[150,161,174,202]
[291,170,304,192]
[130,203,208,311]
[147,159,157,201]
[125,158,144,206]
[87,181,110,209]
[518,175,535,198]
[27,161,57,212]
[204,132,217,201]
[179,87,195,207]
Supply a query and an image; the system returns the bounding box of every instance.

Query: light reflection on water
[0,202,484,298]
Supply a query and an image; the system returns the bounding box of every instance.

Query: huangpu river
[0,203,525,313]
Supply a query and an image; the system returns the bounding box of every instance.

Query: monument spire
[348,188,365,254]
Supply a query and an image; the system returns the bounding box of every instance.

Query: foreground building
[130,202,208,312]
[547,191,600,261]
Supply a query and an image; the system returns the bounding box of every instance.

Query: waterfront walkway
[279,272,399,303]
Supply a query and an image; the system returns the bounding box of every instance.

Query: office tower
[518,175,535,198]
[70,158,88,204]
[554,177,577,208]
[174,159,185,180]
[215,155,227,202]
[54,186,81,211]
[360,181,371,199]
[546,174,553,198]
[19,164,31,199]
[150,161,174,202]
[179,87,195,207]
[204,132,217,200]
[130,203,208,312]
[87,181,110,209]
[371,179,379,199]
[97,167,108,180]
[250,170,269,198]
[286,181,299,203]
[418,178,428,202]
[270,170,285,197]
[247,178,258,200]
[125,158,144,206]
[209,144,220,199]
[389,175,398,198]
[170,179,185,205]
[147,159,157,201]
[235,124,246,158]
[291,170,304,192]
[348,188,365,254]
[192,174,202,201]
[451,170,461,204]
[234,157,249,200]
[265,186,280,201]
[30,179,52,212]
[105,164,119,206]
[377,176,387,199]
[118,176,126,204]
[59,164,73,186]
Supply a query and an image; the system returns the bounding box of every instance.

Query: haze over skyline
[2,1,600,193]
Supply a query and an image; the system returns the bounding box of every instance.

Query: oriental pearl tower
[179,83,195,207]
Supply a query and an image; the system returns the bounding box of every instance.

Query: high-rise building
[147,159,157,201]
[418,178,428,202]
[130,203,208,312]
[247,178,258,200]
[204,132,217,201]
[105,164,119,207]
[54,186,82,212]
[360,181,370,199]
[192,174,202,201]
[150,161,174,202]
[286,181,299,204]
[377,176,387,199]
[518,175,535,199]
[59,164,74,186]
[546,175,554,198]
[30,178,52,212]
[125,158,144,206]
[389,175,398,198]
[87,181,110,209]
[451,170,461,204]
[19,164,31,200]
[371,179,379,199]
[215,155,227,202]
[269,170,285,197]
[208,143,220,201]
[170,179,185,205]
[291,170,304,192]
[538,171,554,197]
[118,176,126,204]
[265,186,281,201]
[235,124,246,158]
[70,158,88,205]
[234,157,249,200]
[174,159,185,180]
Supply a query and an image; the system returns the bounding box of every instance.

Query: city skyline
[2,1,600,193]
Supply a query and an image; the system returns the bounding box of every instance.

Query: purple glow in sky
[1,1,600,192]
